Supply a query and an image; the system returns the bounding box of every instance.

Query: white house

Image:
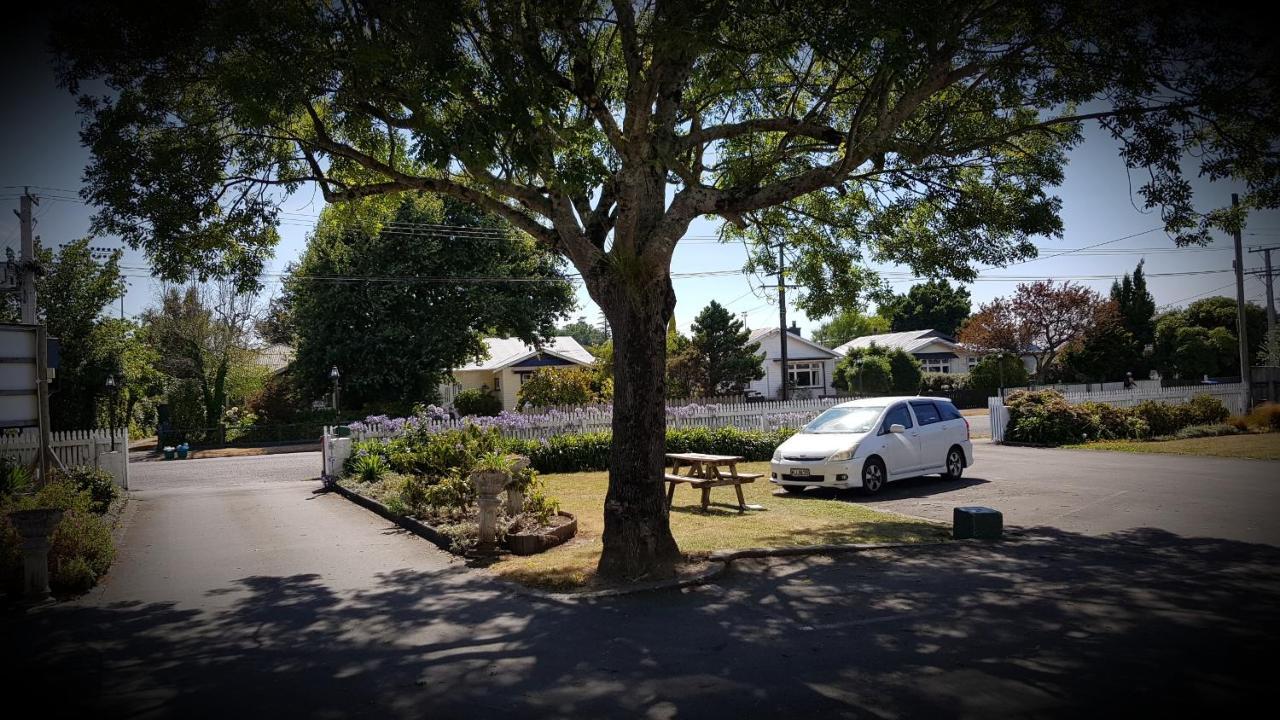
[441,336,595,412]
[746,325,841,399]
[833,329,982,375]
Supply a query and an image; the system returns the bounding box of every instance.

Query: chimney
[787,321,801,337]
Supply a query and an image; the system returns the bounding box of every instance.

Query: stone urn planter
[8,508,65,599]
[505,455,531,515]
[471,466,512,554]
[505,511,578,556]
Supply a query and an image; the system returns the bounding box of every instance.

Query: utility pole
[1231,194,1252,396]
[1249,245,1277,337]
[17,189,39,323]
[777,242,788,401]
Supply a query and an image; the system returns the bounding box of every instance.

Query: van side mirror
[889,423,906,434]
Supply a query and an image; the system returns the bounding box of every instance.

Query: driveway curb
[327,481,456,553]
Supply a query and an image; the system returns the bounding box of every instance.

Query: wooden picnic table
[663,452,764,513]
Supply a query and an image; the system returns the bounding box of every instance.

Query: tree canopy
[52,0,1280,577]
[880,280,971,336]
[279,194,574,412]
[958,280,1107,381]
[675,300,764,395]
[811,310,890,349]
[1153,296,1267,379]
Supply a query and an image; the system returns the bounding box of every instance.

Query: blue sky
[3,25,1277,337]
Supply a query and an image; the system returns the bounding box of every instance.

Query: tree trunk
[593,271,681,579]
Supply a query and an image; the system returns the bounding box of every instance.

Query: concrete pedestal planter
[505,511,578,556]
[8,508,65,599]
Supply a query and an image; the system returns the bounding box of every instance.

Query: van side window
[881,404,913,433]
[910,400,941,425]
[937,402,962,421]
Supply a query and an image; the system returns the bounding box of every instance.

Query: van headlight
[772,447,784,461]
[828,445,858,462]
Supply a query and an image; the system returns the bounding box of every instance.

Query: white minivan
[770,396,974,495]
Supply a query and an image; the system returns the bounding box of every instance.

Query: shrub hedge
[0,469,117,596]
[1005,390,1232,446]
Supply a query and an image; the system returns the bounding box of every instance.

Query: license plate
[790,468,810,477]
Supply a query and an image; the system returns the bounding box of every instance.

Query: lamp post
[105,374,118,451]
[329,366,341,417]
[995,352,1007,400]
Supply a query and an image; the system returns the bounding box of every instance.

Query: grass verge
[1065,432,1280,460]
[489,460,949,591]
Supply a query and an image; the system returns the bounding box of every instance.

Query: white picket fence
[0,428,130,489]
[1006,379,1162,395]
[987,382,1250,442]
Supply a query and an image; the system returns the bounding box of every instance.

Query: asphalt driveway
[825,441,1280,545]
[6,445,1279,717]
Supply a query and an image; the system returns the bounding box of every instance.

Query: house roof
[832,329,958,356]
[748,327,840,358]
[455,336,595,372]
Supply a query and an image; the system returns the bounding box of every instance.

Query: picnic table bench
[664,452,765,513]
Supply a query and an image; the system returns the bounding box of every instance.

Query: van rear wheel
[942,446,965,481]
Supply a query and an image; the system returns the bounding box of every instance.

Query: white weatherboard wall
[749,331,839,399]
[0,428,129,489]
[987,382,1249,442]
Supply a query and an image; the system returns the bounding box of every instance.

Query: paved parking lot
[812,440,1280,545]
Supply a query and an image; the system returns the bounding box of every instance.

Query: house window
[788,361,823,389]
[492,375,501,391]
[516,371,534,385]
[967,356,979,370]
[922,358,950,374]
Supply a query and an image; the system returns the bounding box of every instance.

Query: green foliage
[517,366,611,409]
[351,453,389,483]
[474,450,515,474]
[1007,390,1230,445]
[557,316,610,348]
[1171,424,1243,440]
[674,301,765,396]
[811,310,890,349]
[284,195,574,409]
[967,354,1031,395]
[1154,297,1268,379]
[0,456,31,498]
[0,475,116,595]
[454,388,502,417]
[832,344,918,394]
[880,280,972,336]
[58,466,119,515]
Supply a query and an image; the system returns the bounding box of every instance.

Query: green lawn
[490,461,949,591]
[1065,432,1280,461]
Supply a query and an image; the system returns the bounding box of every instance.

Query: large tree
[282,194,574,411]
[54,1,1280,577]
[880,280,971,336]
[811,310,890,349]
[677,300,764,395]
[959,280,1107,381]
[1152,296,1267,379]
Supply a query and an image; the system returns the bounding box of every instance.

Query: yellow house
[440,336,595,411]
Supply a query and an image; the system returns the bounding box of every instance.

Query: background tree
[967,354,1031,395]
[557,316,611,349]
[1152,297,1266,379]
[833,353,894,395]
[517,366,612,409]
[811,310,890,349]
[140,283,257,430]
[833,344,923,394]
[959,281,1106,382]
[1058,302,1135,382]
[681,301,764,396]
[281,195,574,413]
[1112,261,1157,372]
[880,280,972,336]
[55,1,1280,577]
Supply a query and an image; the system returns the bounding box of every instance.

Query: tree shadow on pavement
[5,526,1278,718]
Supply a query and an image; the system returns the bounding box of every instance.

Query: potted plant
[470,451,514,497]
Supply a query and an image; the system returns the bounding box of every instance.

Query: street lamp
[104,373,120,451]
[995,352,1008,399]
[329,366,341,416]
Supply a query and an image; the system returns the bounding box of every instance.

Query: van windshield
[802,406,885,434]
